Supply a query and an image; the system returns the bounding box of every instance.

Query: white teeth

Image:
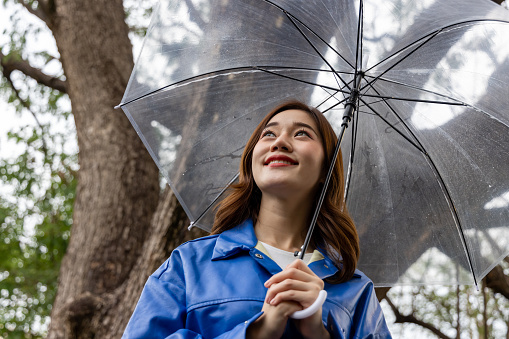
[268,160,294,165]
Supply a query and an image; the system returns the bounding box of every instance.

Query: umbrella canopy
[118,0,509,286]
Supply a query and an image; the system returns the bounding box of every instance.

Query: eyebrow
[264,121,319,136]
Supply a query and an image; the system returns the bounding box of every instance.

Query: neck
[254,194,314,253]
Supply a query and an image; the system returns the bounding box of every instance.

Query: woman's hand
[248,259,330,339]
[246,297,302,338]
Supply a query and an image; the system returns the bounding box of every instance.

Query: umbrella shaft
[299,75,362,260]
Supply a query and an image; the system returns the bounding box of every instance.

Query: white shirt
[259,241,313,269]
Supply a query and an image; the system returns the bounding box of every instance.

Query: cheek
[311,149,326,178]
[305,146,325,168]
[252,144,262,166]
[251,143,265,178]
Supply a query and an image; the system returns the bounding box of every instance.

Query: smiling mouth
[265,160,297,166]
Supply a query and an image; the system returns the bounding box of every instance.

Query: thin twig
[17,0,50,26]
[0,49,67,93]
[1,57,50,157]
[385,296,453,339]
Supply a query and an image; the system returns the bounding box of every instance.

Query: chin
[259,182,315,198]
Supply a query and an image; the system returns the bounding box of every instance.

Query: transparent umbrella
[117,0,509,286]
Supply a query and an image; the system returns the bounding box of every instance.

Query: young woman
[122,101,392,338]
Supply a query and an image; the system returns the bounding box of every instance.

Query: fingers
[264,259,325,308]
[266,281,321,308]
[287,258,315,273]
[265,268,311,289]
[265,260,322,289]
[262,299,303,319]
[265,279,309,302]
[265,260,323,289]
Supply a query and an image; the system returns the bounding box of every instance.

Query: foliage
[384,275,509,338]
[0,1,156,336]
[0,122,76,338]
[0,2,75,337]
[0,64,76,338]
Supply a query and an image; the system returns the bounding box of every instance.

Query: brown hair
[211,100,359,283]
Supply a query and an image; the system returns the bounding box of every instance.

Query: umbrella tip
[114,104,121,109]
[188,222,195,231]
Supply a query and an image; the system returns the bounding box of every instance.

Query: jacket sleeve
[325,281,392,339]
[122,250,263,339]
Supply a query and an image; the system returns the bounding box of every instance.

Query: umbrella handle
[289,290,327,319]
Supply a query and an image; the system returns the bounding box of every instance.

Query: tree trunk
[46,0,166,337]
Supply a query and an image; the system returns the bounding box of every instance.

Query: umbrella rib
[362,82,429,154]
[117,66,259,107]
[191,173,240,229]
[358,97,426,155]
[262,0,355,70]
[362,29,442,92]
[316,90,344,110]
[363,76,509,127]
[359,93,466,106]
[281,9,352,92]
[364,75,468,103]
[366,29,442,73]
[366,19,509,73]
[255,67,349,94]
[354,0,364,73]
[363,84,479,286]
[321,95,350,115]
[317,78,357,110]
[316,91,339,109]
[117,66,349,108]
[363,75,489,109]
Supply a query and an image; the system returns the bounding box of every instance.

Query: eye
[261,129,276,138]
[295,129,311,137]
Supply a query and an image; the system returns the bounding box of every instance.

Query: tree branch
[375,287,391,301]
[484,264,509,300]
[17,0,50,26]
[0,50,67,93]
[1,59,50,157]
[385,296,453,339]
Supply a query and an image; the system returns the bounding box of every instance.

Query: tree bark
[46,0,164,337]
[484,264,509,300]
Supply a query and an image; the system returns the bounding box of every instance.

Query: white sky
[0,2,59,161]
[0,4,23,160]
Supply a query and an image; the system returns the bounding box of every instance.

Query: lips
[264,155,298,166]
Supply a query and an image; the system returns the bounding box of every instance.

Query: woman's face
[252,109,325,199]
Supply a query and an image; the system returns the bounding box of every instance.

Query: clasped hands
[247,259,331,339]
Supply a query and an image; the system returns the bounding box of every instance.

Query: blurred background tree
[0,0,508,338]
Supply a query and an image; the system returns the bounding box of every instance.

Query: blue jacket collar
[212,219,349,280]
[212,219,258,260]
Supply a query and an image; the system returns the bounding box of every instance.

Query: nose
[270,134,292,152]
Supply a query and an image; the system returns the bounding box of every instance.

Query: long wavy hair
[211,100,359,283]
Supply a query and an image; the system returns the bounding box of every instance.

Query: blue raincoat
[122,219,391,338]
